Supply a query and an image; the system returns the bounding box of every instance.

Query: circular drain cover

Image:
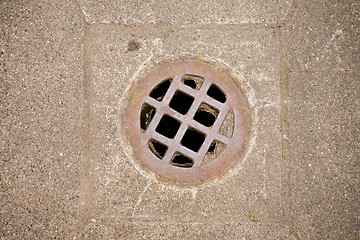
[125,60,249,183]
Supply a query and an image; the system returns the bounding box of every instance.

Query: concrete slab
[0,0,84,238]
[289,71,360,239]
[1,0,359,239]
[86,23,285,232]
[78,0,293,24]
[285,1,360,239]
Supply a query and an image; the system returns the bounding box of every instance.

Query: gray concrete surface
[0,0,359,239]
[1,1,84,238]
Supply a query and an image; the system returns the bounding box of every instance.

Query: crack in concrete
[72,0,89,24]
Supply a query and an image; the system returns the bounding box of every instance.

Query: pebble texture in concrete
[78,0,293,24]
[0,0,359,239]
[0,0,84,238]
[287,1,359,239]
[289,71,359,239]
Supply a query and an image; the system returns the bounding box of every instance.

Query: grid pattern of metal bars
[142,74,231,167]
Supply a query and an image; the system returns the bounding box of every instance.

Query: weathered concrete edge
[278,4,301,240]
[71,0,94,238]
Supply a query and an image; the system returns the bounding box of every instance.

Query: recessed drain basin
[125,60,249,183]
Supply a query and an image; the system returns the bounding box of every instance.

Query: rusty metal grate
[142,74,231,168]
[125,60,249,183]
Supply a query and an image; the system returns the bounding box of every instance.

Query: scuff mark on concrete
[131,182,152,218]
[190,187,198,199]
[325,29,345,68]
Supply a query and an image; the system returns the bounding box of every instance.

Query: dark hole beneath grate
[149,78,172,101]
[140,103,156,131]
[171,153,194,168]
[207,84,226,103]
[194,103,219,127]
[155,114,181,139]
[208,141,216,152]
[148,139,168,159]
[184,79,196,89]
[181,128,206,152]
[182,74,204,90]
[202,140,226,166]
[169,90,194,115]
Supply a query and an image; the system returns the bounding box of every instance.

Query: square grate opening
[155,114,181,139]
[207,84,226,103]
[181,74,204,90]
[149,78,172,101]
[181,128,206,152]
[193,102,219,127]
[169,90,194,115]
[171,152,194,168]
[148,139,168,159]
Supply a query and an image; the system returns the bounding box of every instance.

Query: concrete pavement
[0,0,359,239]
